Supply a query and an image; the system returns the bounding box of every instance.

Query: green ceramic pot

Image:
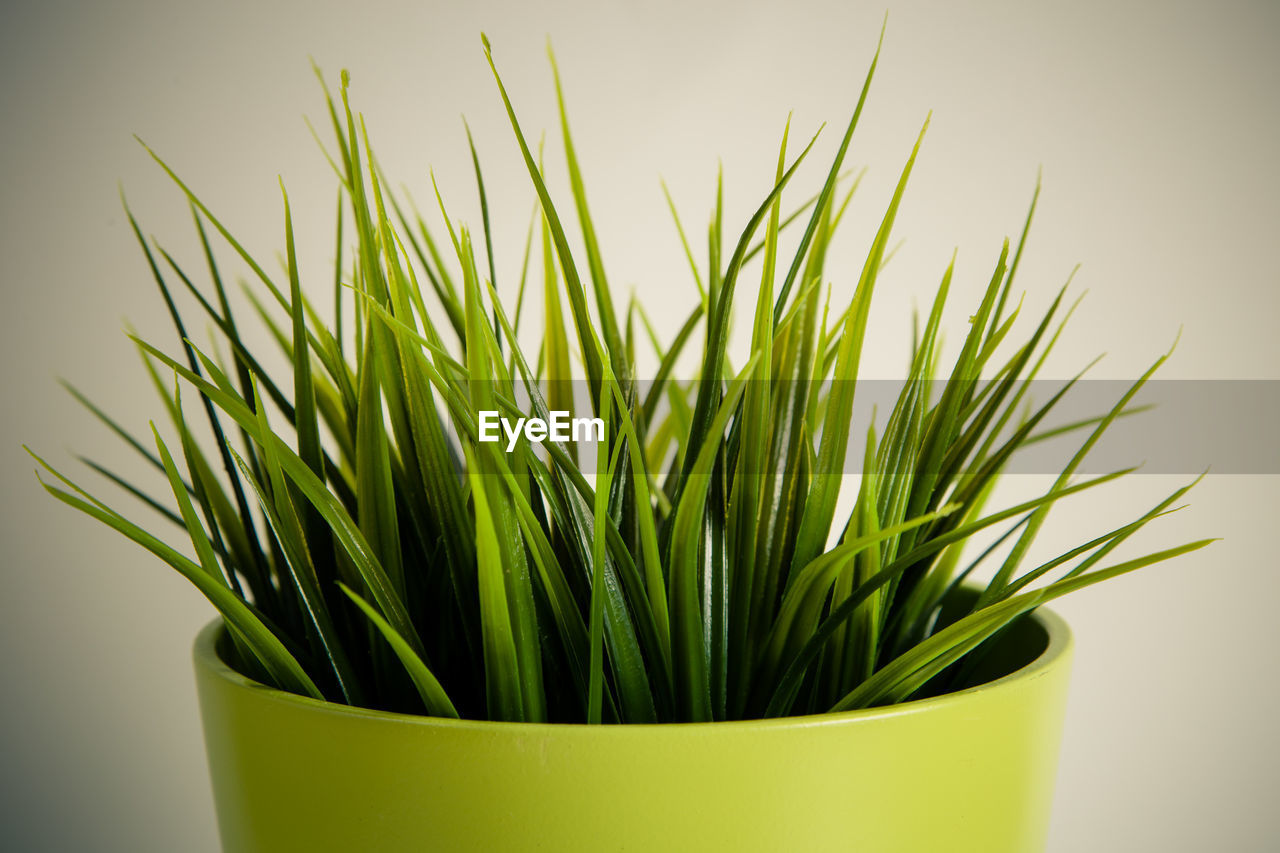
[193,603,1072,853]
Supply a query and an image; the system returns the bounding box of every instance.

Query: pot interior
[211,584,1054,716]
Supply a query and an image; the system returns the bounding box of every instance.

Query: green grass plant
[30,31,1212,723]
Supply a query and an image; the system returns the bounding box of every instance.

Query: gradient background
[2,1,1277,850]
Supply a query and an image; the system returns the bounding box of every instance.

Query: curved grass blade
[28,449,323,700]
[668,353,760,721]
[833,539,1215,710]
[771,18,884,318]
[339,582,459,718]
[760,466,1134,716]
[131,337,426,661]
[788,115,929,580]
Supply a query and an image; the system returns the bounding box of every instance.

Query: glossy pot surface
[194,604,1072,853]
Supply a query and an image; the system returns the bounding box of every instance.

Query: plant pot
[193,602,1072,853]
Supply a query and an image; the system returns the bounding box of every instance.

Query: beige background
[2,0,1277,850]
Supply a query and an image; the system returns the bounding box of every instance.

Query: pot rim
[194,602,1070,733]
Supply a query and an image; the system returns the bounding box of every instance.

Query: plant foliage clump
[31,34,1211,723]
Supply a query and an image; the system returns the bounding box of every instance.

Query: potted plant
[30,29,1210,852]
